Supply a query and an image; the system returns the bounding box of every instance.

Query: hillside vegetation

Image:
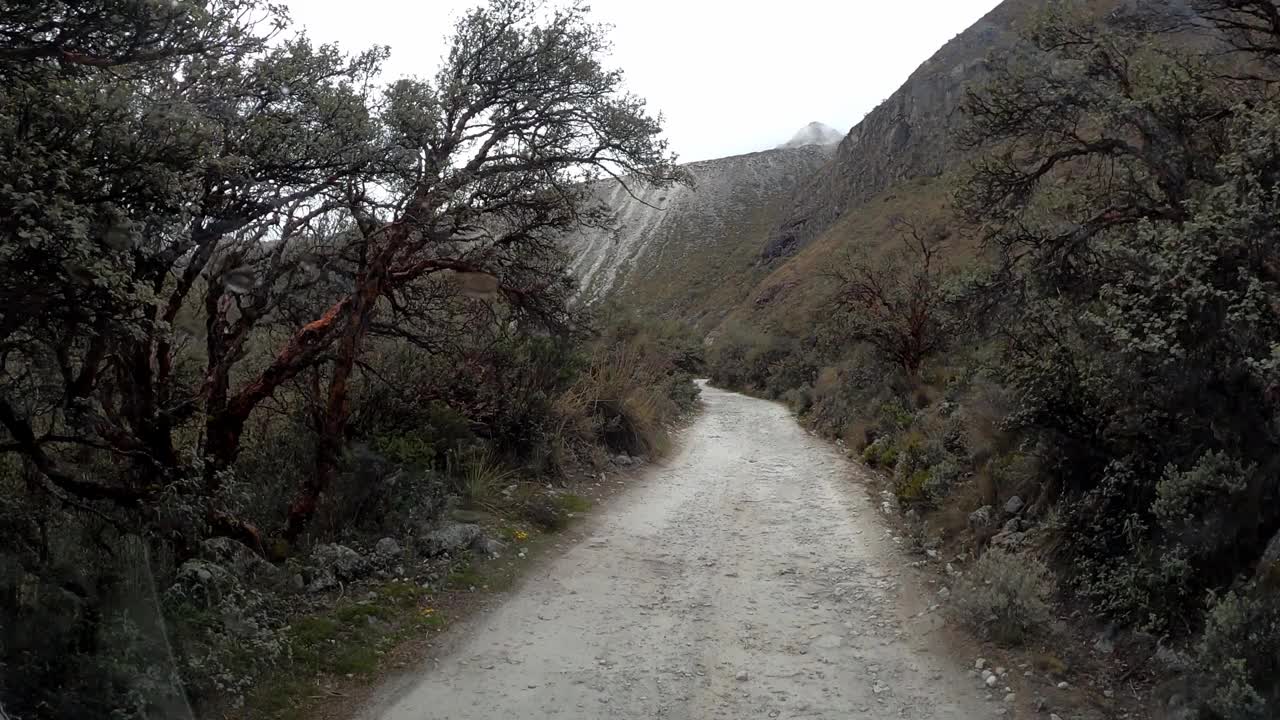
[0,1,702,717]
[6,0,1280,718]
[703,2,1280,717]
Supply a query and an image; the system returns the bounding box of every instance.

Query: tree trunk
[282,272,382,541]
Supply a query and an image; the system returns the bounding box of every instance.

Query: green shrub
[781,385,814,414]
[369,401,478,470]
[877,399,916,433]
[898,468,931,502]
[315,445,448,541]
[1195,583,1280,719]
[862,436,900,469]
[954,548,1055,645]
[924,457,964,500]
[706,321,795,393]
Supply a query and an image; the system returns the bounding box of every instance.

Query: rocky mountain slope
[562,0,1143,332]
[563,143,832,329]
[762,1,1036,259]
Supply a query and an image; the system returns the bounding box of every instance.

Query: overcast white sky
[285,0,1003,162]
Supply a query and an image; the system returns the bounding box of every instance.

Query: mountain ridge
[778,121,845,149]
[761,0,1036,259]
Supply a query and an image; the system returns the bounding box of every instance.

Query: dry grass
[842,419,875,452]
[716,173,975,337]
[554,345,679,461]
[448,450,517,509]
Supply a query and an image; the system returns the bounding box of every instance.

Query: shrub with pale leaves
[954,548,1054,645]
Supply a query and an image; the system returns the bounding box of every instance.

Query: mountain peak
[778,122,844,149]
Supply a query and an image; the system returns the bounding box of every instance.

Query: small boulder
[522,497,569,531]
[474,535,506,558]
[199,537,286,591]
[1259,528,1280,587]
[1093,625,1117,655]
[613,454,633,467]
[992,531,1027,549]
[1004,495,1025,515]
[306,543,368,592]
[417,522,504,558]
[418,523,483,556]
[315,543,367,580]
[1152,677,1207,720]
[172,559,238,604]
[968,505,996,531]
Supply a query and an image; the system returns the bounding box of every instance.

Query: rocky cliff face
[563,144,832,327]
[760,0,1186,259]
[762,1,1033,259]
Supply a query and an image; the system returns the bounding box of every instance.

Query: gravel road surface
[366,383,988,719]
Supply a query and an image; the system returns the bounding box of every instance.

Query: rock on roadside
[199,536,288,591]
[416,522,503,559]
[306,543,368,592]
[1003,495,1025,515]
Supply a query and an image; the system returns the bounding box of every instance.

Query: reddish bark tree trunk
[282,269,383,541]
[200,293,358,489]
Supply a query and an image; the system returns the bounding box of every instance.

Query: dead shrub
[959,377,1014,466]
[843,419,875,452]
[556,345,678,460]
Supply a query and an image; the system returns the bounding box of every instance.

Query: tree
[956,3,1237,292]
[2,0,384,547]
[1192,0,1280,68]
[0,0,679,548]
[958,1,1280,638]
[830,217,951,379]
[276,0,680,538]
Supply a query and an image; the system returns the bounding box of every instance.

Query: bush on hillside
[954,548,1055,646]
[1195,581,1280,720]
[706,322,799,395]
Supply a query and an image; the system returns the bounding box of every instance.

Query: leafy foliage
[954,547,1055,645]
[958,4,1280,636]
[0,1,690,716]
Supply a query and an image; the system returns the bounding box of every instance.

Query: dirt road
[364,383,989,719]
